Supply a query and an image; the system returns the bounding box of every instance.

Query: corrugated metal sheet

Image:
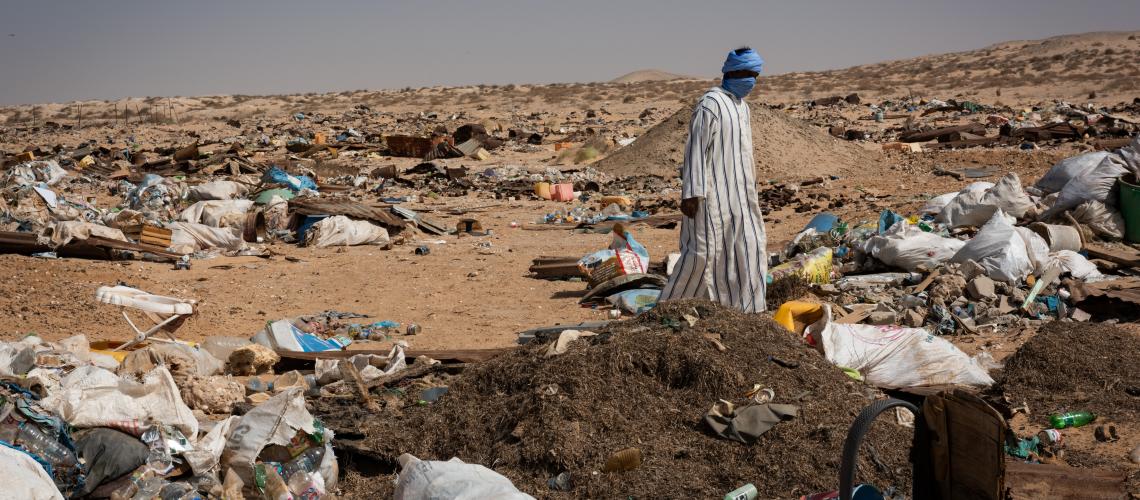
[288,197,406,231]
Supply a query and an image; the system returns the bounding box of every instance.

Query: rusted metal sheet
[1068,277,1140,305]
[288,197,406,231]
[899,123,986,143]
[1084,242,1140,268]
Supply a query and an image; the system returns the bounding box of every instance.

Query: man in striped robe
[659,47,768,313]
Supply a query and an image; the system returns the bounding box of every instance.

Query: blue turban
[721,48,764,74]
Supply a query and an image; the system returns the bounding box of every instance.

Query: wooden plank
[338,360,380,412]
[1005,461,1126,499]
[275,347,513,364]
[1084,242,1140,268]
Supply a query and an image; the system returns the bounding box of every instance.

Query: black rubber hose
[839,398,921,500]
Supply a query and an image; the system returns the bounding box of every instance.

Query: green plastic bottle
[1049,411,1096,429]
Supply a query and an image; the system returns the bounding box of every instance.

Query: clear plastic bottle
[13,423,77,468]
[288,471,326,499]
[281,446,325,481]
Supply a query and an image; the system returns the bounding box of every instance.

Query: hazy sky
[1,1,1138,105]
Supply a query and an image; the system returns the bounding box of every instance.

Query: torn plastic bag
[167,221,245,252]
[251,319,351,353]
[220,389,337,497]
[394,454,535,500]
[178,200,254,228]
[314,343,407,385]
[607,289,661,315]
[44,366,198,438]
[937,173,1034,228]
[263,166,318,192]
[188,180,248,201]
[950,211,1032,283]
[805,305,995,389]
[304,215,390,248]
[182,415,239,476]
[1035,151,1111,194]
[5,160,68,187]
[862,220,964,271]
[0,444,64,500]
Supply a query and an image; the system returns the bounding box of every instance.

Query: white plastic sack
[167,221,245,251]
[179,200,254,228]
[394,454,535,500]
[1043,154,1132,219]
[188,181,247,201]
[1050,250,1105,281]
[863,221,964,271]
[1070,200,1126,240]
[0,444,65,500]
[937,173,1034,228]
[920,182,993,216]
[182,415,239,476]
[45,366,198,438]
[304,215,390,248]
[1013,227,1051,275]
[950,211,1032,283]
[805,305,994,389]
[1035,151,1111,194]
[221,389,337,496]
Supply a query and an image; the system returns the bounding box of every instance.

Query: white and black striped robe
[660,87,768,313]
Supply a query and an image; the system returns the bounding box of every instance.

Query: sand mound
[595,101,877,180]
[345,301,914,498]
[997,322,1140,425]
[610,69,692,84]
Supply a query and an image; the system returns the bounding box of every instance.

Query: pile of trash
[760,135,1140,337]
[794,94,1140,152]
[353,301,916,499]
[0,333,339,499]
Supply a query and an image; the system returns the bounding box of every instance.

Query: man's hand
[680,197,702,218]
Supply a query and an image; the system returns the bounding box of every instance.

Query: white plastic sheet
[314,343,407,385]
[394,454,535,500]
[805,305,995,389]
[950,211,1032,282]
[304,215,390,248]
